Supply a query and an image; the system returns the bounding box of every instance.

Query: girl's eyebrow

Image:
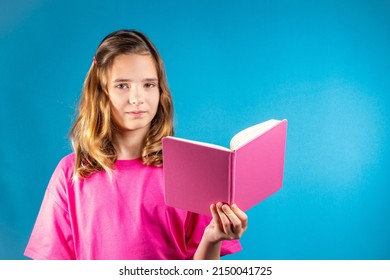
[112,78,158,83]
[112,78,131,83]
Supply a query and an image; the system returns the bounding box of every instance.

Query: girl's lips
[126,111,147,118]
[127,111,146,114]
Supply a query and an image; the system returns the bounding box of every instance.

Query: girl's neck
[113,127,149,160]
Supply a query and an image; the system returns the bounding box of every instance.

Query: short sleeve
[24,159,76,260]
[184,212,242,259]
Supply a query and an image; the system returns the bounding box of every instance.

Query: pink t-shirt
[24,154,241,260]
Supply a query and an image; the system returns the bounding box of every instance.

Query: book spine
[228,151,236,205]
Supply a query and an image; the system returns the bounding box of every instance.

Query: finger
[231,204,248,230]
[216,202,233,236]
[221,204,242,234]
[209,203,219,224]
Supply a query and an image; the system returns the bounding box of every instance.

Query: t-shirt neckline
[114,158,143,168]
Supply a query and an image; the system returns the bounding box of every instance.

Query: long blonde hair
[70,30,174,178]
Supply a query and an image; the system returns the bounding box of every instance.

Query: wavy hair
[70,30,174,178]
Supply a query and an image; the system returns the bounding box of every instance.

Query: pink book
[162,119,288,216]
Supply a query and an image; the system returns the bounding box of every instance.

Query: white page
[230,119,280,150]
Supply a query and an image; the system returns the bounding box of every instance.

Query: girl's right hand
[204,202,248,243]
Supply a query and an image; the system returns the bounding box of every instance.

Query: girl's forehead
[109,53,158,80]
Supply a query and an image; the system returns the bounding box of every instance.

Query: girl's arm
[193,203,248,260]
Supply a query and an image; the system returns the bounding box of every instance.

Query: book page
[165,136,231,152]
[230,119,281,150]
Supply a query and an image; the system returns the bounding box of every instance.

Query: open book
[162,119,288,216]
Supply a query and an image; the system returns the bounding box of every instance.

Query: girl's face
[108,53,160,134]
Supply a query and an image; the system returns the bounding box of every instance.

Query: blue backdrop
[1,0,389,260]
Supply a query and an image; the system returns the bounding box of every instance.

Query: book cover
[162,119,288,216]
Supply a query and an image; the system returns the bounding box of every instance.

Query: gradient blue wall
[1,0,389,259]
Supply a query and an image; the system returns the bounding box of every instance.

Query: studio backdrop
[1,0,389,259]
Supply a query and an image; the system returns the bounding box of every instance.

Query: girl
[24,30,248,260]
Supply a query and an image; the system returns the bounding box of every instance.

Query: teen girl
[24,30,248,260]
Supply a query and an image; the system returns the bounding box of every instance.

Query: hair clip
[93,56,97,64]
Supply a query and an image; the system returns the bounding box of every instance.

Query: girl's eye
[144,83,157,89]
[116,83,129,89]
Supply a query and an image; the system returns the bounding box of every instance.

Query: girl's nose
[129,97,144,105]
[128,86,144,105]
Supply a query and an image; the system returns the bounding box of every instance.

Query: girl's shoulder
[50,153,76,183]
[45,153,76,201]
[58,153,76,167]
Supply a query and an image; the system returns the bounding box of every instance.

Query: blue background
[1,0,389,260]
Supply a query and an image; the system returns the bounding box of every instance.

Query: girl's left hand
[204,202,248,243]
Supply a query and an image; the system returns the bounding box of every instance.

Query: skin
[194,203,248,259]
[108,53,160,160]
[108,53,248,259]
